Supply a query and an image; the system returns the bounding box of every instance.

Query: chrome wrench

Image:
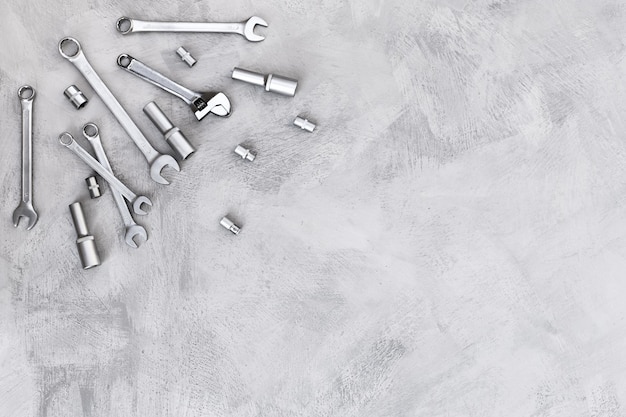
[12,86,38,230]
[59,132,152,216]
[116,16,267,42]
[117,54,232,121]
[58,37,179,185]
[83,123,148,248]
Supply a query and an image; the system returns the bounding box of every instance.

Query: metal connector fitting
[294,116,316,132]
[143,101,195,160]
[176,47,197,67]
[85,176,102,198]
[69,202,101,269]
[64,85,89,109]
[234,145,255,162]
[231,67,298,97]
[220,216,241,235]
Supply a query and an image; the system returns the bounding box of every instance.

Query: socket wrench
[117,54,231,120]
[58,37,179,185]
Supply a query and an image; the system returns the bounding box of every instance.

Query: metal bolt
[220,216,241,235]
[176,47,197,67]
[294,116,316,132]
[234,145,256,162]
[85,176,102,199]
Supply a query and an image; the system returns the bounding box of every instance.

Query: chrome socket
[143,101,195,160]
[220,216,241,235]
[69,202,101,269]
[85,176,102,198]
[231,67,298,97]
[234,145,255,162]
[176,46,197,67]
[64,85,89,109]
[294,116,316,132]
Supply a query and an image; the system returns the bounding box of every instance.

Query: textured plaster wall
[2,0,626,416]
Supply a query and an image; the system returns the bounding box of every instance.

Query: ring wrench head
[243,16,268,42]
[149,154,180,185]
[18,85,35,102]
[116,17,133,34]
[58,37,82,61]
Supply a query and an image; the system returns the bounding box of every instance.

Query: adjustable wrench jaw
[192,92,232,120]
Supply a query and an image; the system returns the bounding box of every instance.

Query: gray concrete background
[2,0,626,416]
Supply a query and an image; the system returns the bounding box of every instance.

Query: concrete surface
[2,0,626,416]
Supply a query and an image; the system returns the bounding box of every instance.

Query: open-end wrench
[83,123,148,248]
[12,86,38,230]
[59,132,152,216]
[116,16,267,42]
[58,37,180,185]
[117,54,231,121]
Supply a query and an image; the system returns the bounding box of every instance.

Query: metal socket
[69,202,100,269]
[234,145,255,162]
[176,47,197,67]
[294,116,316,132]
[220,216,241,235]
[143,102,195,160]
[85,176,102,198]
[64,85,88,109]
[231,67,298,97]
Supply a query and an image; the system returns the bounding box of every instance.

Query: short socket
[231,67,298,97]
[64,85,88,109]
[234,145,256,162]
[176,47,197,67]
[294,116,316,132]
[85,176,102,199]
[69,202,101,270]
[220,216,241,235]
[144,101,195,160]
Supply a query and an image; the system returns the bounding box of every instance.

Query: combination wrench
[83,123,148,248]
[117,54,231,121]
[58,37,180,185]
[116,16,268,42]
[12,86,38,230]
[59,132,152,216]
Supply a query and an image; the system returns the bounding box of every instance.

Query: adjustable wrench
[12,86,38,230]
[116,16,268,42]
[59,132,152,216]
[58,37,179,185]
[117,54,231,121]
[83,123,148,248]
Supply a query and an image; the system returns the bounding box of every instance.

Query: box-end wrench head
[13,86,38,230]
[82,123,148,248]
[58,132,152,216]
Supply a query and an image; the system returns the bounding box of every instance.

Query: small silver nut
[294,116,316,132]
[64,85,89,109]
[85,176,102,199]
[220,216,241,235]
[234,145,256,162]
[176,47,197,67]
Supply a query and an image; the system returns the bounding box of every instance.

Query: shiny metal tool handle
[117,54,197,104]
[119,19,243,34]
[19,87,34,205]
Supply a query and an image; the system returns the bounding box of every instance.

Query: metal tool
[69,201,101,269]
[12,86,38,230]
[220,216,241,235]
[58,37,179,185]
[85,176,102,199]
[294,116,316,132]
[64,85,89,109]
[83,123,147,248]
[176,47,196,67]
[117,54,231,121]
[144,102,195,160]
[59,132,152,216]
[234,145,255,162]
[231,67,298,97]
[116,16,268,42]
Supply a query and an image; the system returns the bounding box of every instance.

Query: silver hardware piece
[69,201,101,269]
[220,216,241,235]
[117,54,232,121]
[144,102,195,160]
[83,123,148,249]
[85,176,102,199]
[176,47,197,67]
[294,116,316,132]
[64,85,89,109]
[13,86,38,230]
[58,37,180,185]
[116,16,268,42]
[234,145,255,162]
[231,67,298,97]
[59,132,152,216]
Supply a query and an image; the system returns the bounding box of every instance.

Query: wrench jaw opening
[149,154,180,185]
[125,224,148,248]
[243,16,268,42]
[12,203,38,230]
[132,196,153,216]
[192,93,232,120]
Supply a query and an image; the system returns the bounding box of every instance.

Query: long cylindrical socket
[231,67,298,97]
[69,202,100,269]
[143,101,195,160]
